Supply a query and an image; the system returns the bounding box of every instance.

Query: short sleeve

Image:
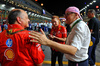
[69,24,84,50]
[71,33,82,50]
[30,42,45,64]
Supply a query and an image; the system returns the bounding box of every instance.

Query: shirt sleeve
[30,42,45,64]
[62,27,67,38]
[69,25,84,50]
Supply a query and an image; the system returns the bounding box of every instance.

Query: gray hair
[88,9,96,15]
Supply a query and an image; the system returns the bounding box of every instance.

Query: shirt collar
[52,24,61,30]
[8,24,24,29]
[70,18,80,28]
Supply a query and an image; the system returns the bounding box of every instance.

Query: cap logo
[75,9,79,13]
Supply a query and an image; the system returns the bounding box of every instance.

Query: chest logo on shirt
[4,48,15,60]
[58,31,60,34]
[6,39,13,47]
[59,28,61,30]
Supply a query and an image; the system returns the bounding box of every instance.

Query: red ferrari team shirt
[50,25,67,51]
[0,24,45,66]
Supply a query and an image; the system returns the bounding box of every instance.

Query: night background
[33,0,100,16]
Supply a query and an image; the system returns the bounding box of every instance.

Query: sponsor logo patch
[6,39,13,47]
[4,48,15,60]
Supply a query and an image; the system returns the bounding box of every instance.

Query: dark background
[33,0,100,16]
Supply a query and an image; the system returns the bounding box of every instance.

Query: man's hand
[29,29,49,46]
[48,34,55,39]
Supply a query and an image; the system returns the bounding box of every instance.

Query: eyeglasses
[64,12,75,17]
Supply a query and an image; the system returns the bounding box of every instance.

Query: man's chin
[24,25,29,29]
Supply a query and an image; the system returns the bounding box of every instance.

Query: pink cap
[65,6,83,20]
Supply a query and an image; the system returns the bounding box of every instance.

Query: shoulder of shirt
[15,30,29,36]
[61,25,66,29]
[19,30,32,42]
[93,18,100,23]
[75,21,88,29]
[60,26,66,32]
[78,20,86,25]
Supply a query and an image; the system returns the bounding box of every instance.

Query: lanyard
[71,19,81,31]
[7,29,25,35]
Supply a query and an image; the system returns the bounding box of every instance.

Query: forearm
[46,39,77,55]
[54,36,66,42]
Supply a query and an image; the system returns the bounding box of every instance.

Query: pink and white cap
[65,6,83,20]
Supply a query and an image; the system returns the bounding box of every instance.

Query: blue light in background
[85,2,86,4]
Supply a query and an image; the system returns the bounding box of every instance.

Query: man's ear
[75,13,78,16]
[16,17,21,24]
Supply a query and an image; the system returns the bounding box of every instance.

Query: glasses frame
[64,12,75,17]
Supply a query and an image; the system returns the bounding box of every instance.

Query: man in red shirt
[48,16,67,66]
[0,9,45,66]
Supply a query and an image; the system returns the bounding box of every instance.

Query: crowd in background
[0,20,67,34]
